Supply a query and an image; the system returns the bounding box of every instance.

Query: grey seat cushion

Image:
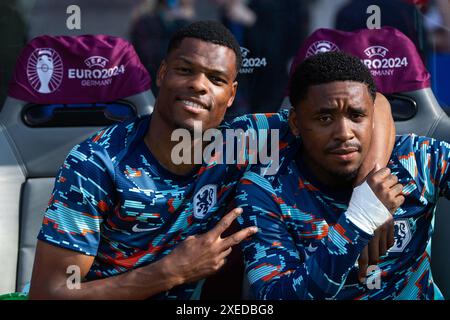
[0,125,25,294]
[0,91,154,294]
[16,178,55,292]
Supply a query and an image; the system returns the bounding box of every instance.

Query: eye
[209,75,226,85]
[350,112,365,121]
[318,115,333,123]
[175,67,192,74]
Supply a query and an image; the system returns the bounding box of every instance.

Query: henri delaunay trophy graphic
[27,48,63,94]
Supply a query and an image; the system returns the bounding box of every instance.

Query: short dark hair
[167,20,242,74]
[289,51,377,108]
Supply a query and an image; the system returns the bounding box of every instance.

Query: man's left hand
[358,219,395,283]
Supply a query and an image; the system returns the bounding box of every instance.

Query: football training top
[37,111,294,299]
[236,134,450,300]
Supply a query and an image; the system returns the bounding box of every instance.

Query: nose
[333,117,355,142]
[189,72,208,95]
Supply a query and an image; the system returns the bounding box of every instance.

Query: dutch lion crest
[193,184,217,219]
[389,219,412,253]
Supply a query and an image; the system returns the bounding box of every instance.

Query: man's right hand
[30,207,257,300]
[163,207,258,285]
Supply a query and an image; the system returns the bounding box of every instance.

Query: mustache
[325,141,361,153]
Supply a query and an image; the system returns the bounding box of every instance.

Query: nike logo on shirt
[132,224,160,232]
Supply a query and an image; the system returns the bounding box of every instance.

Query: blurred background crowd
[1,0,449,116]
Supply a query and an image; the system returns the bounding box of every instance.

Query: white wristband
[345,181,392,235]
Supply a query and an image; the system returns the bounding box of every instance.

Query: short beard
[324,167,359,186]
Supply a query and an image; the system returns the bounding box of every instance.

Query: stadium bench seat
[0,34,154,294]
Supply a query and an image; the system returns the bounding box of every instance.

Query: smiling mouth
[179,99,209,111]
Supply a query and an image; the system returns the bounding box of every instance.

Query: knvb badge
[193,184,217,219]
[389,219,412,253]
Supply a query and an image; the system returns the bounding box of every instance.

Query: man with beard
[236,51,449,299]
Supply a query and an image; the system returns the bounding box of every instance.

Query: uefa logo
[27,48,63,94]
[84,55,109,68]
[305,40,339,58]
[240,47,250,59]
[364,46,389,58]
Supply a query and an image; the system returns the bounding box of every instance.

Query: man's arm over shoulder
[226,111,290,132]
[224,111,297,176]
[356,93,395,184]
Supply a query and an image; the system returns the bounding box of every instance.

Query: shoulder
[221,110,290,131]
[240,171,277,195]
[71,115,150,164]
[393,134,450,187]
[394,134,450,157]
[236,161,298,225]
[239,158,294,196]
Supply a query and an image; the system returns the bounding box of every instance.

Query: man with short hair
[29,21,395,300]
[236,51,449,300]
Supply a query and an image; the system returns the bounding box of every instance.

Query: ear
[156,60,168,88]
[288,107,301,136]
[226,81,238,108]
